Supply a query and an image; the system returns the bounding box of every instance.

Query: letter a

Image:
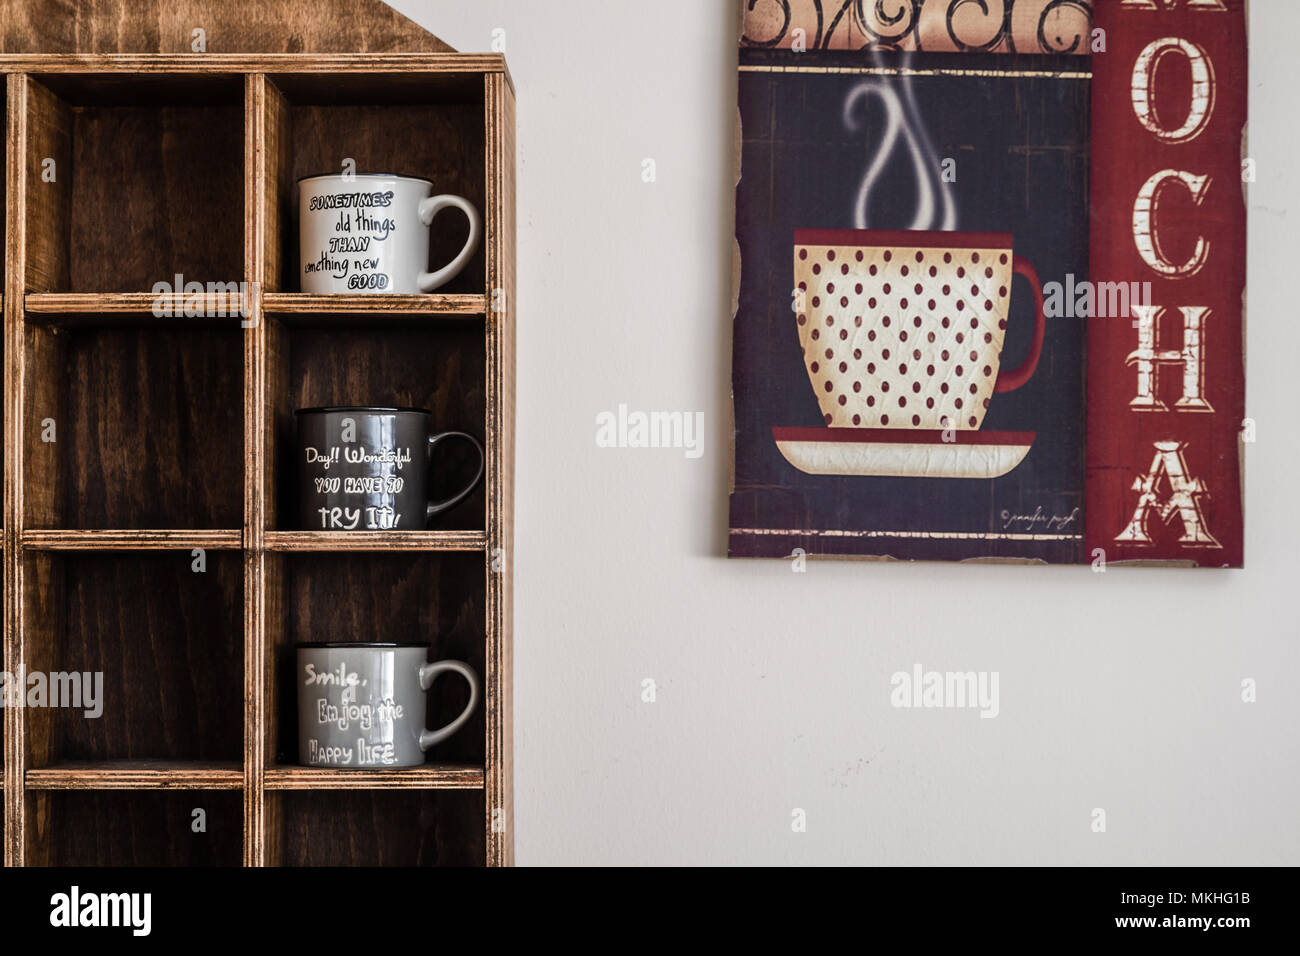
[1115,441,1221,547]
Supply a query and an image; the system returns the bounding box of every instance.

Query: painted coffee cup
[295,406,484,531]
[297,643,479,769]
[299,173,481,294]
[793,229,1045,430]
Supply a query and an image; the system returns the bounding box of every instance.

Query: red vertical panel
[1086,0,1246,568]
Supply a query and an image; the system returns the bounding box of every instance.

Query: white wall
[388,0,1299,865]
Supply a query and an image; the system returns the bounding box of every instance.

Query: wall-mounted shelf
[2,52,516,867]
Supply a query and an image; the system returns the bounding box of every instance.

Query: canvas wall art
[728,0,1247,567]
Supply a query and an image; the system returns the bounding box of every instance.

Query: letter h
[1127,305,1213,412]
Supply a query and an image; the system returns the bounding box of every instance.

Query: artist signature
[1000,507,1080,532]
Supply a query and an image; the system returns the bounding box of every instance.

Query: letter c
[1132,169,1212,278]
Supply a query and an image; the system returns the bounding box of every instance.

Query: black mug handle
[426,431,485,521]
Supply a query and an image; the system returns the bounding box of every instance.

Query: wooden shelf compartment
[20,550,244,768]
[20,71,246,295]
[21,316,244,530]
[262,319,487,534]
[258,70,487,299]
[267,789,485,866]
[25,789,243,866]
[263,551,486,772]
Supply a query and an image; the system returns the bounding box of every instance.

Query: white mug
[298,173,482,294]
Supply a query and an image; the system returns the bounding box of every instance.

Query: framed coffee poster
[728,0,1247,567]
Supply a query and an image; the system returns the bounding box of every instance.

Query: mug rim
[296,641,431,649]
[297,172,433,185]
[294,405,431,415]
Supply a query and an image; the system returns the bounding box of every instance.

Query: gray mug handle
[426,431,485,521]
[417,660,480,751]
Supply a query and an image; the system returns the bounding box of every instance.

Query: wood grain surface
[22,529,242,550]
[264,530,486,551]
[273,789,484,867]
[264,764,483,791]
[484,72,516,867]
[69,103,244,292]
[264,292,485,318]
[0,0,454,56]
[28,789,243,866]
[23,550,243,764]
[4,75,28,866]
[32,326,244,528]
[27,759,243,789]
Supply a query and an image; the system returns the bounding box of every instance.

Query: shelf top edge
[21,529,243,551]
[263,764,485,791]
[263,530,488,553]
[0,52,512,87]
[25,762,245,791]
[27,291,489,319]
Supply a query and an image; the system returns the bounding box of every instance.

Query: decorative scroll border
[740,0,1093,55]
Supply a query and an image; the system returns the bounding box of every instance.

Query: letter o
[1131,37,1216,144]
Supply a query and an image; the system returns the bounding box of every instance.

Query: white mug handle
[417,660,480,750]
[416,195,482,293]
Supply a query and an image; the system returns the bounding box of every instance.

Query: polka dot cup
[794,229,1045,431]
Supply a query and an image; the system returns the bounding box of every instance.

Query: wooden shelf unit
[1,54,516,866]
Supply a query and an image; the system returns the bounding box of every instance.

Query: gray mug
[297,643,479,769]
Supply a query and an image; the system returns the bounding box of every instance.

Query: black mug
[295,406,484,531]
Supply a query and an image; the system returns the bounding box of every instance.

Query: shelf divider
[263,292,485,317]
[26,760,244,791]
[3,71,29,868]
[484,69,518,869]
[21,529,242,550]
[265,765,484,791]
[243,71,278,868]
[26,291,250,322]
[264,530,486,552]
